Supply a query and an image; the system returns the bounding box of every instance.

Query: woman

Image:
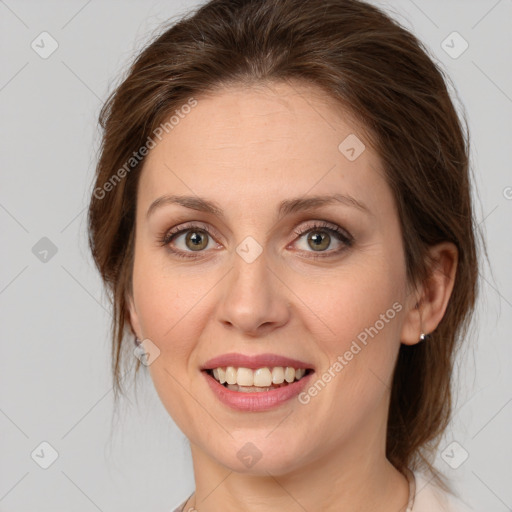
[87,0,481,510]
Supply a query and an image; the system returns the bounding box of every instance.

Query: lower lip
[202,370,314,412]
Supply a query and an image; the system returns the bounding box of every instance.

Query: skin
[127,80,458,512]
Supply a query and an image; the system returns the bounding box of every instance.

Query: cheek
[133,239,205,323]
[296,259,403,344]
[131,253,204,359]
[297,257,405,403]
[131,259,210,427]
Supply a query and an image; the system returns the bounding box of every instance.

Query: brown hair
[87,0,483,490]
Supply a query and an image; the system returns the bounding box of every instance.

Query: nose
[216,246,291,336]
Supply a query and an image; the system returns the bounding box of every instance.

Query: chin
[204,436,309,476]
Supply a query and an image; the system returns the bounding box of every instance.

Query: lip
[202,369,314,412]
[201,352,314,370]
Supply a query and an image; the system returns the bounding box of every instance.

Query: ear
[126,292,143,340]
[400,241,458,346]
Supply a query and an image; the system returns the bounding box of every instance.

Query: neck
[184,414,410,512]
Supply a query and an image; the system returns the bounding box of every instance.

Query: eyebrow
[146,193,373,220]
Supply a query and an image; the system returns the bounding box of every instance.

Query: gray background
[1,0,511,510]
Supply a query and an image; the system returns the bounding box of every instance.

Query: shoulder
[170,494,192,512]
[412,471,475,512]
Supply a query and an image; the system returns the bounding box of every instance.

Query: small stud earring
[419,332,429,342]
[134,336,142,347]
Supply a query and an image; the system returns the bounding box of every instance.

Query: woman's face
[128,81,419,475]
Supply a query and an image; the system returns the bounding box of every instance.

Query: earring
[419,332,429,342]
[134,336,142,347]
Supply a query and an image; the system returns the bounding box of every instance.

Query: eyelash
[158,221,354,260]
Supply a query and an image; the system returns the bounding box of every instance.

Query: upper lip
[201,352,315,371]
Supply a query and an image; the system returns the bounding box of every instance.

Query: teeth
[225,366,237,385]
[253,368,272,387]
[209,366,309,387]
[237,367,254,386]
[226,384,275,393]
[284,367,295,383]
[272,366,285,384]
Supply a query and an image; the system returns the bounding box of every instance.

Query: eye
[292,221,353,258]
[158,222,219,259]
[159,220,353,260]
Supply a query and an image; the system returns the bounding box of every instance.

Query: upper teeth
[212,366,307,387]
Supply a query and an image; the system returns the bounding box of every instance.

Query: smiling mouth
[204,366,314,393]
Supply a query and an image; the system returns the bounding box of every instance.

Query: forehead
[138,81,391,218]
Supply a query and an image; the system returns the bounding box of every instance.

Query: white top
[408,469,475,511]
[171,469,476,512]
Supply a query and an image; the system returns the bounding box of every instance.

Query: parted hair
[87,0,481,490]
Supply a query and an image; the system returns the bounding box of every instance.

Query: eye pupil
[308,231,330,251]
[186,230,208,250]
